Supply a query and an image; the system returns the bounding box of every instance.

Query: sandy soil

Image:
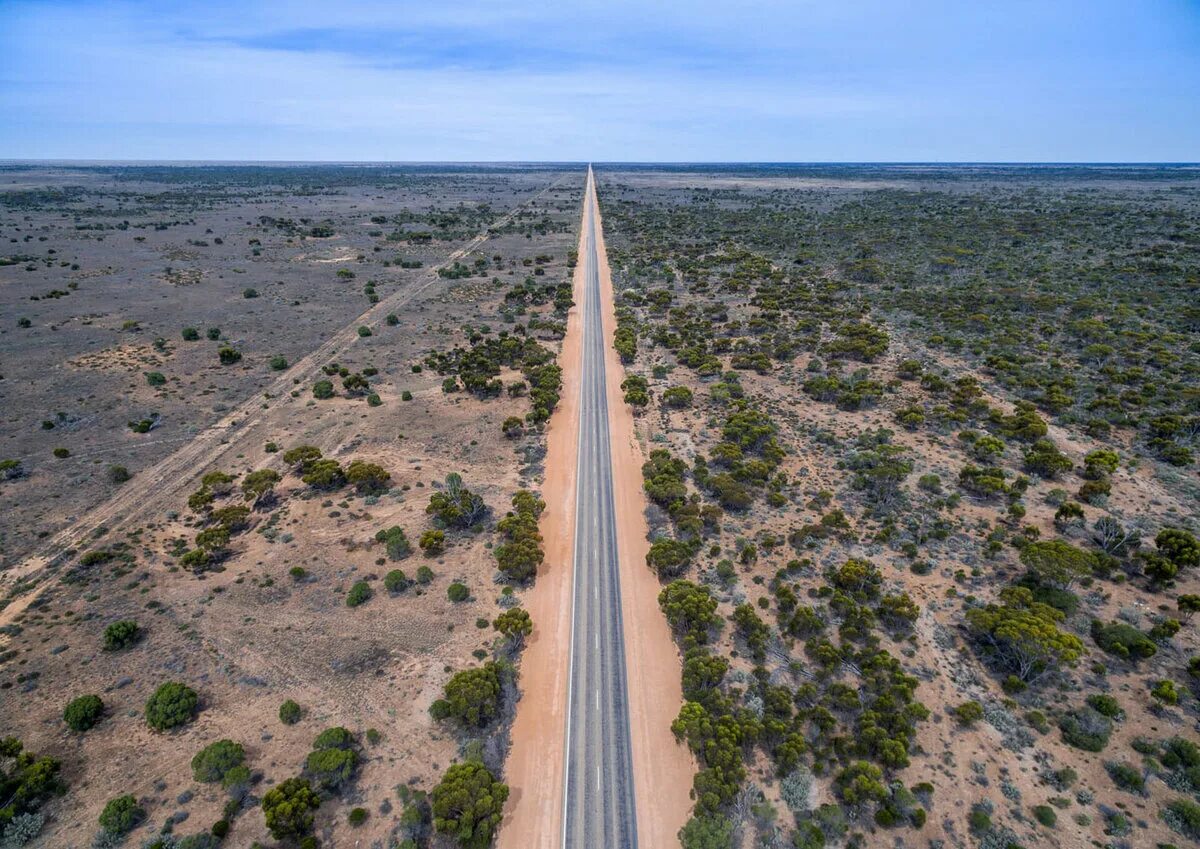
[594,183,696,846]
[0,180,562,632]
[500,177,695,848]
[497,198,585,848]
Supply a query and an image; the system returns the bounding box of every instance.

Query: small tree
[346,581,372,607]
[419,529,445,555]
[103,619,141,651]
[261,777,321,840]
[145,682,200,731]
[346,460,391,495]
[241,468,281,507]
[63,694,104,732]
[431,761,509,849]
[493,608,532,648]
[376,526,412,560]
[279,699,302,725]
[191,739,245,783]
[430,664,503,728]
[1020,540,1095,590]
[98,794,144,836]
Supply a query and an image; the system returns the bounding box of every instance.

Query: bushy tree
[1023,439,1073,479]
[145,682,200,731]
[98,794,144,836]
[1020,540,1095,589]
[301,459,345,490]
[493,608,532,647]
[0,738,64,829]
[102,619,140,651]
[678,813,734,849]
[659,580,720,647]
[191,740,245,784]
[346,460,390,495]
[241,468,280,507]
[63,695,104,732]
[419,529,445,554]
[427,473,487,528]
[430,663,503,728]
[306,728,358,792]
[261,777,320,840]
[647,538,694,578]
[430,761,508,849]
[966,587,1084,683]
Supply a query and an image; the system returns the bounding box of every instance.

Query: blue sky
[1,0,1198,161]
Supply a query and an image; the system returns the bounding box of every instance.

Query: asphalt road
[561,167,639,849]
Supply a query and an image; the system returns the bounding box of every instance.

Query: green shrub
[218,347,241,365]
[1164,798,1200,840]
[1033,805,1057,827]
[262,777,320,839]
[103,619,141,650]
[181,327,200,341]
[1106,761,1145,793]
[1091,620,1157,660]
[63,694,104,732]
[384,569,411,593]
[145,681,200,731]
[1059,706,1112,751]
[346,581,372,607]
[191,739,245,783]
[952,701,984,726]
[1086,693,1124,719]
[269,355,288,370]
[312,380,335,399]
[348,807,368,827]
[279,699,302,725]
[99,794,144,836]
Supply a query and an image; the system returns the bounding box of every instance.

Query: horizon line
[2,159,1200,168]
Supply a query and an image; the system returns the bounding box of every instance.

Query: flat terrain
[2,162,1199,849]
[595,164,1200,849]
[561,169,638,848]
[0,164,584,847]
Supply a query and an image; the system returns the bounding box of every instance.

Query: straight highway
[561,167,639,849]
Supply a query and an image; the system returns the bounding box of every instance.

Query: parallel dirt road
[500,169,692,848]
[0,176,563,630]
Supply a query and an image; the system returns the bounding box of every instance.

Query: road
[561,167,639,848]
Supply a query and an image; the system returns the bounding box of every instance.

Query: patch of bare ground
[496,194,584,849]
[0,166,585,847]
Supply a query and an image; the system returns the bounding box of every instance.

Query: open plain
[2,162,1200,849]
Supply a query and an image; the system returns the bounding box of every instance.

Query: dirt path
[594,179,695,846]
[497,188,585,848]
[0,177,564,633]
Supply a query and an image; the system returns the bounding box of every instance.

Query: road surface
[561,167,639,848]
